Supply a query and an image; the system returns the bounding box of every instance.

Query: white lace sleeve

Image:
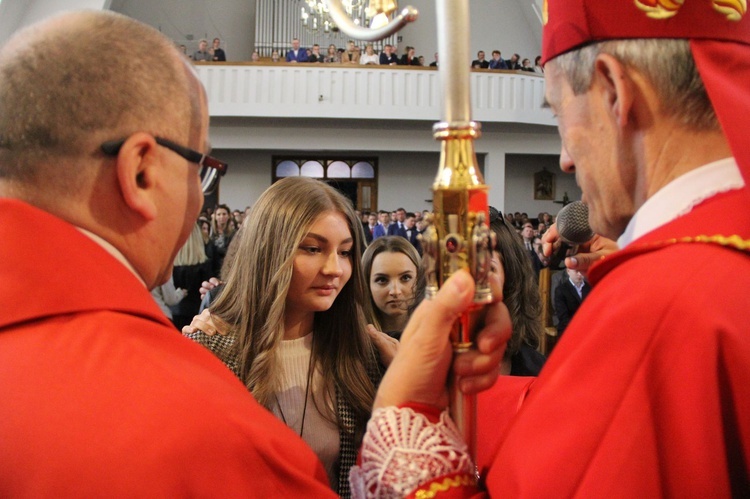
[349,406,476,498]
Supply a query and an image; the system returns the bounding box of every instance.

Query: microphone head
[556,201,594,245]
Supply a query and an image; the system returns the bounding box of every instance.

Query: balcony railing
[194,62,555,126]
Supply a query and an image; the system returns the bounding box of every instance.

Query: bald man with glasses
[0,11,335,496]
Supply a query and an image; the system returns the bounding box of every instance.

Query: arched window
[272,156,378,212]
[328,161,350,178]
[351,161,375,178]
[275,160,299,177]
[273,157,376,180]
[300,160,325,177]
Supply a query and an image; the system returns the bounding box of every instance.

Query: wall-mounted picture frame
[534,169,555,200]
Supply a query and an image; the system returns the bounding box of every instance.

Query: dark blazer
[404,227,422,255]
[510,344,546,376]
[387,221,407,238]
[364,224,376,244]
[472,59,490,69]
[286,48,309,63]
[489,58,508,70]
[554,278,591,335]
[170,260,213,330]
[399,54,421,66]
[524,243,544,277]
[210,232,234,277]
[380,53,399,65]
[212,48,226,61]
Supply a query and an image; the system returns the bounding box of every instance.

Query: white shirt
[618,157,744,248]
[360,53,380,65]
[572,278,586,299]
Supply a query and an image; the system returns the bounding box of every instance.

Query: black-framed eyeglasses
[101,136,228,194]
[101,136,227,174]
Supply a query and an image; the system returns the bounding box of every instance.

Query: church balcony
[194,62,554,127]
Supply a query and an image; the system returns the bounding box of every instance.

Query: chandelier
[301,1,398,33]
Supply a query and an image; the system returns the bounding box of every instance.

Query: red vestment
[478,187,750,497]
[0,200,336,497]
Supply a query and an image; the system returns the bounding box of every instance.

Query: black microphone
[548,201,594,268]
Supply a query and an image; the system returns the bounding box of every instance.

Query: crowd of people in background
[4,4,746,496]
[170,200,587,348]
[273,39,542,72]
[188,203,561,281]
[179,37,227,61]
[175,180,566,490]
[184,36,542,73]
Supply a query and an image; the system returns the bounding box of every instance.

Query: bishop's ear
[593,53,635,128]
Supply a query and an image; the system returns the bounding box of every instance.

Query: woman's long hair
[210,177,377,432]
[173,222,208,267]
[361,236,424,331]
[198,218,211,245]
[490,218,545,356]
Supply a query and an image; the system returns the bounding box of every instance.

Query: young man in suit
[373,210,390,239]
[489,49,508,70]
[379,44,399,65]
[211,37,226,61]
[554,268,591,336]
[403,212,422,255]
[285,37,309,63]
[364,212,378,244]
[472,50,490,69]
[387,207,408,237]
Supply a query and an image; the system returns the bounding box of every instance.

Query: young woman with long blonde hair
[184,177,381,497]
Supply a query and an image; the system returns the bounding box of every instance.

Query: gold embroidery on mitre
[543,0,549,25]
[414,474,477,499]
[712,0,747,20]
[635,0,685,19]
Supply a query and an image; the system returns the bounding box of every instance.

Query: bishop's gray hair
[554,39,719,131]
